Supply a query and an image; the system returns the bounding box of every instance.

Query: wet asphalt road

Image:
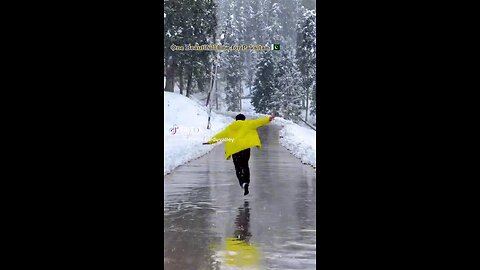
[164,124,316,270]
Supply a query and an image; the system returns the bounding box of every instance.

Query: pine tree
[188,0,217,96]
[304,9,316,116]
[219,0,245,111]
[247,0,269,45]
[164,0,217,96]
[273,51,303,120]
[224,84,242,111]
[243,0,263,96]
[296,8,316,120]
[309,51,316,116]
[269,2,283,45]
[277,0,302,49]
[164,0,185,92]
[252,52,275,114]
[249,0,288,115]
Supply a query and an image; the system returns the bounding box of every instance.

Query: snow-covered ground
[164,87,316,175]
[164,92,232,175]
[274,117,316,169]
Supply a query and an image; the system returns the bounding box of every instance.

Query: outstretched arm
[247,113,275,129]
[203,127,229,145]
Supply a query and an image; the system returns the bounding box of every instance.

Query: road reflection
[233,201,251,242]
[165,125,316,269]
[222,201,261,269]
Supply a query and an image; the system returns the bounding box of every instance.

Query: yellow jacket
[207,117,270,159]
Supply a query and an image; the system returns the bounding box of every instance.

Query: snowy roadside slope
[273,117,316,169]
[164,92,233,175]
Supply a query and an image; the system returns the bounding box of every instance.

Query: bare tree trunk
[305,90,309,121]
[165,58,176,92]
[209,65,215,93]
[197,78,204,93]
[249,75,252,97]
[206,63,214,106]
[238,82,242,111]
[186,67,193,97]
[215,76,219,110]
[178,66,184,95]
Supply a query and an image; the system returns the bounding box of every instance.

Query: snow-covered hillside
[164,92,232,175]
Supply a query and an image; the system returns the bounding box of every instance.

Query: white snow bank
[273,117,316,168]
[164,92,232,175]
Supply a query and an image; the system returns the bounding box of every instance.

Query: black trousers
[232,148,250,187]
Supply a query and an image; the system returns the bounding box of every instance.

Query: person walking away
[203,113,275,195]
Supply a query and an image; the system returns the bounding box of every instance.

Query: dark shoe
[244,184,249,196]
